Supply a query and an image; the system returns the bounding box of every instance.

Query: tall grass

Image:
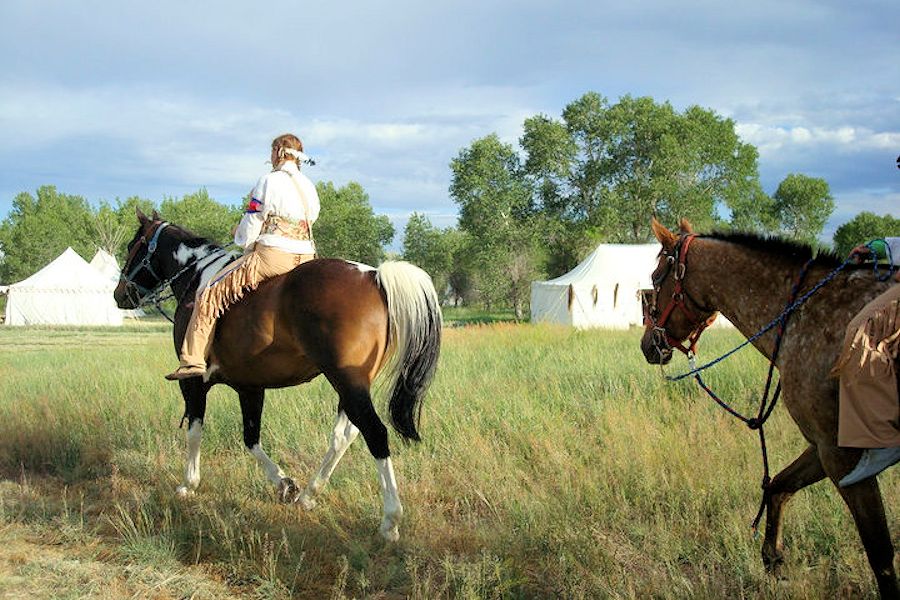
[0,323,895,598]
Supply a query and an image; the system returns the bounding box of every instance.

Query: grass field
[0,320,896,598]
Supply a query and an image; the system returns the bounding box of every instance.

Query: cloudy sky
[1,1,897,247]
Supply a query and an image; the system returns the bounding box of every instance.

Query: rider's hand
[849,244,874,264]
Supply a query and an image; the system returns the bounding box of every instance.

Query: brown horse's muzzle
[641,327,673,365]
[114,280,140,309]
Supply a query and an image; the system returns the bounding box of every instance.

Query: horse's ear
[651,217,677,249]
[152,210,161,222]
[136,206,149,224]
[678,218,694,234]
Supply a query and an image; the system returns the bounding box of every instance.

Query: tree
[450,134,543,318]
[772,174,835,244]
[833,212,900,256]
[158,188,242,244]
[313,181,394,265]
[0,186,97,283]
[726,184,778,234]
[520,92,764,274]
[402,213,456,301]
[109,196,158,262]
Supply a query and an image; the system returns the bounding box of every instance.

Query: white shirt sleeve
[886,237,900,266]
[233,175,269,248]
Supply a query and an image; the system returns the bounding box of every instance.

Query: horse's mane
[166,223,221,251]
[705,230,845,268]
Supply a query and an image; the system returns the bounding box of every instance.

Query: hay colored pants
[178,244,315,370]
[836,282,900,448]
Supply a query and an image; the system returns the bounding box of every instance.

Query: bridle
[120,221,170,298]
[644,234,715,357]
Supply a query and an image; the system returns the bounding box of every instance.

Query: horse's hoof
[277,478,302,504]
[175,485,195,498]
[379,522,400,542]
[762,554,786,579]
[298,494,317,510]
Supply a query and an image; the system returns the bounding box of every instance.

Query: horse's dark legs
[236,386,300,503]
[824,448,900,599]
[761,445,826,574]
[176,378,209,497]
[299,410,360,510]
[327,371,402,541]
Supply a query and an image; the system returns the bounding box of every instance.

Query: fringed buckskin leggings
[834,283,900,448]
[178,244,315,370]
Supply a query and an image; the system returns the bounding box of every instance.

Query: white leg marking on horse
[176,420,202,497]
[249,443,286,485]
[376,457,403,542]
[300,411,359,509]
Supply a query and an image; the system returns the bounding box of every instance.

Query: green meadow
[0,320,895,598]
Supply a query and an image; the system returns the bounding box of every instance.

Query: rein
[691,258,814,533]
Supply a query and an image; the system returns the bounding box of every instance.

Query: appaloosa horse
[641,218,897,598]
[115,210,442,541]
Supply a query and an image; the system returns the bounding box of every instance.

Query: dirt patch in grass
[0,520,241,600]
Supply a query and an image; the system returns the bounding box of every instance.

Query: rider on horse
[166,133,320,381]
[835,236,900,486]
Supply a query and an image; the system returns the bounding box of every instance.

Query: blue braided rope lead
[665,256,854,382]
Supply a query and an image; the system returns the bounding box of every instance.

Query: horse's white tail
[375,261,442,441]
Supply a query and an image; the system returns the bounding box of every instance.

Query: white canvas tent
[89,249,144,319]
[4,247,124,326]
[531,243,662,329]
[89,248,121,281]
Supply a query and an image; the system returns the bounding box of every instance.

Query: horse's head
[114,208,170,309]
[640,217,719,364]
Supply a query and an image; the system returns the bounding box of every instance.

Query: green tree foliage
[832,212,900,256]
[93,202,131,257]
[726,184,778,233]
[158,188,242,245]
[772,174,835,244]
[450,134,543,318]
[109,196,158,262]
[402,213,453,299]
[314,181,394,265]
[401,213,471,304]
[0,186,97,283]
[521,92,764,274]
[1,180,395,283]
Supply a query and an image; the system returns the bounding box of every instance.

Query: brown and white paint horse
[641,218,897,598]
[115,210,442,541]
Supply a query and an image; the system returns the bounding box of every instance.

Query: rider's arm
[233,176,268,249]
[884,237,900,266]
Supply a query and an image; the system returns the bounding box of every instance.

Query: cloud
[736,123,900,156]
[0,80,537,222]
